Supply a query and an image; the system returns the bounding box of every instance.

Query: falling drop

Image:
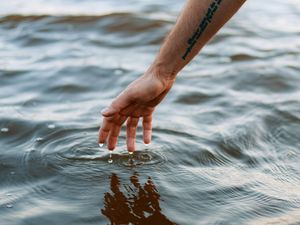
[108,150,113,163]
[6,204,13,208]
[114,69,123,75]
[1,127,9,133]
[47,124,55,129]
[99,143,104,148]
[36,137,43,142]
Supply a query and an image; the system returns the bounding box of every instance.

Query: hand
[98,71,175,152]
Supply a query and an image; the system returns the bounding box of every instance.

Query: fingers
[142,115,152,144]
[126,117,139,152]
[107,124,121,151]
[99,90,132,147]
[107,116,127,150]
[98,116,114,145]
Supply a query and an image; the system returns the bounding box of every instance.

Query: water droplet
[99,143,104,148]
[1,127,9,133]
[144,142,151,148]
[6,193,12,196]
[108,150,113,163]
[36,137,43,142]
[10,171,15,175]
[6,204,13,208]
[47,124,55,129]
[114,69,123,75]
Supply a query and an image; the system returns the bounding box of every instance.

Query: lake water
[1,0,300,224]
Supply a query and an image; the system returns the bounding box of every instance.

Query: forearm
[149,0,246,79]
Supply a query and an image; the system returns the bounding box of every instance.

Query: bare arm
[99,0,246,152]
[151,0,246,78]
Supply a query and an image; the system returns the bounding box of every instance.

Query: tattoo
[182,0,223,60]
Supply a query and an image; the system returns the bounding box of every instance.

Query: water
[1,0,300,224]
[108,150,113,164]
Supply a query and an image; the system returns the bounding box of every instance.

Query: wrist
[142,63,176,91]
[147,60,178,82]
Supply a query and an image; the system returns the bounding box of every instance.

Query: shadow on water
[101,173,178,225]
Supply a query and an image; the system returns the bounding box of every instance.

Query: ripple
[1,13,168,48]
[1,0,300,224]
[33,127,167,173]
[174,91,221,105]
[230,53,258,61]
[114,150,167,167]
[60,143,167,168]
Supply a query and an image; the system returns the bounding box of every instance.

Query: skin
[99,0,246,152]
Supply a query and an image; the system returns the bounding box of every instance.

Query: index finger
[98,116,114,146]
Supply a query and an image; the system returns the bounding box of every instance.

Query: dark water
[1,0,300,224]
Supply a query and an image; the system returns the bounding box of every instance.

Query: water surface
[1,0,300,224]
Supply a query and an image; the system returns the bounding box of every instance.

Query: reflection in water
[102,173,178,225]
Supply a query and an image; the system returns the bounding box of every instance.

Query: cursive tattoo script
[182,0,223,60]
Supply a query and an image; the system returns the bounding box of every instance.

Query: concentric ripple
[32,127,167,173]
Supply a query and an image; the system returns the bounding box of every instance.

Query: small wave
[1,13,168,48]
[0,13,168,28]
[174,91,222,105]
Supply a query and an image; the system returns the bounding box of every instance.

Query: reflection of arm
[150,0,246,79]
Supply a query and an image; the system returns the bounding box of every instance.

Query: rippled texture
[1,0,300,224]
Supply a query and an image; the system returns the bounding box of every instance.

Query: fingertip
[108,136,118,151]
[98,128,107,145]
[128,151,134,155]
[98,143,104,148]
[108,146,115,151]
[127,138,135,152]
[144,142,151,147]
[143,130,152,145]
